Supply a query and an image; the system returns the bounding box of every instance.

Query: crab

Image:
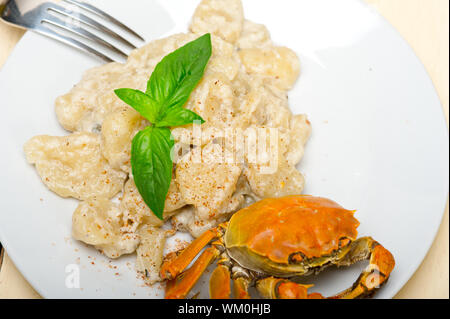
[160,195,395,299]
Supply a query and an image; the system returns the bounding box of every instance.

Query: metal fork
[0,0,145,62]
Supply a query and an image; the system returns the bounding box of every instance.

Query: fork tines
[44,0,145,62]
[63,0,145,41]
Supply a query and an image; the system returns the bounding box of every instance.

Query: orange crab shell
[224,195,360,264]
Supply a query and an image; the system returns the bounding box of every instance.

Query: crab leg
[160,225,225,280]
[331,237,395,299]
[209,265,231,299]
[209,241,235,299]
[233,277,251,299]
[165,246,220,299]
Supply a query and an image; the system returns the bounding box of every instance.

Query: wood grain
[0,22,25,66]
[0,0,448,299]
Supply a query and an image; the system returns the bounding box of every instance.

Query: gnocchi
[121,178,185,230]
[176,143,242,220]
[24,133,126,200]
[135,225,167,284]
[239,46,301,90]
[72,197,139,258]
[101,107,147,173]
[190,0,244,44]
[25,0,312,286]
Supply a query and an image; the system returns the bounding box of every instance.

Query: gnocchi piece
[180,71,263,147]
[121,178,185,230]
[82,70,150,133]
[220,174,257,212]
[135,225,167,284]
[186,72,239,135]
[244,155,305,199]
[207,55,240,82]
[176,143,242,220]
[237,20,272,49]
[227,72,266,128]
[254,86,292,128]
[206,35,241,81]
[72,197,139,259]
[243,125,291,167]
[190,0,244,44]
[55,62,129,132]
[239,46,300,90]
[171,206,229,238]
[172,174,256,237]
[127,33,197,70]
[24,133,126,200]
[285,114,312,166]
[101,107,147,173]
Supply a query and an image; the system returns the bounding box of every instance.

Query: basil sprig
[114,34,211,220]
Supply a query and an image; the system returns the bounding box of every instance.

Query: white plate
[0,0,448,299]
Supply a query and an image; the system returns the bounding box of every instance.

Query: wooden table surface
[0,0,448,299]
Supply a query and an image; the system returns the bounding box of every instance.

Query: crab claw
[255,237,395,299]
[256,277,317,299]
[332,237,395,299]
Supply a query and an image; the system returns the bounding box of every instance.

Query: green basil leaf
[115,34,210,220]
[114,88,158,123]
[156,107,205,127]
[146,33,212,113]
[131,126,174,220]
